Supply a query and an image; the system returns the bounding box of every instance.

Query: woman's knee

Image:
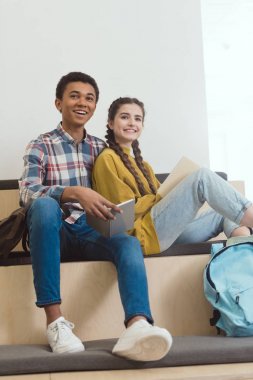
[194,167,213,180]
[189,167,218,189]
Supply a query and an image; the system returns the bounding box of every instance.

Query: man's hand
[62,186,122,221]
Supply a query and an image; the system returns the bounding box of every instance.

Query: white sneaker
[47,316,85,354]
[112,319,173,361]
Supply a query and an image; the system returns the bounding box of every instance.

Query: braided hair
[106,97,156,196]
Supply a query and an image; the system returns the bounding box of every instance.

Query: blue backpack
[203,241,253,336]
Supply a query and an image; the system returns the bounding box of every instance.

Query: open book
[86,199,135,238]
[157,156,200,198]
[226,235,253,246]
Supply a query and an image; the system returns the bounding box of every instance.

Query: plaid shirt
[19,123,106,223]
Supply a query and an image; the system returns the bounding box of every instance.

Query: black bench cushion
[0,240,226,266]
[0,336,253,376]
[0,172,228,191]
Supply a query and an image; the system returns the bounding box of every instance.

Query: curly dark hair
[55,72,99,102]
[106,97,156,196]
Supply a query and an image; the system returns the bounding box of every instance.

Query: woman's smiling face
[109,103,144,148]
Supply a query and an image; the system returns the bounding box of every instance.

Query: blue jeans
[26,197,153,325]
[151,168,252,251]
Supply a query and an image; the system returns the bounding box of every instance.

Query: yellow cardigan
[92,147,162,255]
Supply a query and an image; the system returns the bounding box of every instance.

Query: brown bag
[0,205,30,258]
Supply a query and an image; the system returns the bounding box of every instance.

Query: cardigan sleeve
[92,153,160,219]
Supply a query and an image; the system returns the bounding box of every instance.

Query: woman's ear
[108,121,114,130]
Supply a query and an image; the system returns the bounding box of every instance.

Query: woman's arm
[92,153,159,219]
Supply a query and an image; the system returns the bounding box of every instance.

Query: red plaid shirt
[19,123,106,223]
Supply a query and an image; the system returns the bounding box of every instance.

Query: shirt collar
[57,123,87,144]
[122,146,131,155]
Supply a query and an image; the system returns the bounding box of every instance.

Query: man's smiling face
[55,81,97,130]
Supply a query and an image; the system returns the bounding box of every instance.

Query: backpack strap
[21,201,32,253]
[210,309,221,326]
[22,227,29,252]
[210,309,221,335]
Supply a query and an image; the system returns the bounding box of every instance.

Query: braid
[106,128,147,196]
[132,140,157,195]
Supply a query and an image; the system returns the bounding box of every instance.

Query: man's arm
[19,141,121,220]
[19,142,65,206]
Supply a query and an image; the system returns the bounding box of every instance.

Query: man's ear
[55,99,62,113]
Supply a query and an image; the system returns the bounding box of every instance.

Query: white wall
[202,0,253,199]
[0,0,209,179]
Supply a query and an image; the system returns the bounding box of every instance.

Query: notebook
[86,198,135,238]
[157,156,200,198]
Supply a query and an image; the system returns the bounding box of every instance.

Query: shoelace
[51,320,75,342]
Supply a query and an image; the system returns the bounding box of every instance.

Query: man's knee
[113,234,141,250]
[28,197,61,224]
[111,234,144,264]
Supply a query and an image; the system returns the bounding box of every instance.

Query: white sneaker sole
[113,334,172,362]
[52,342,85,354]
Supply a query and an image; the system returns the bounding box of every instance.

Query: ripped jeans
[151,168,252,252]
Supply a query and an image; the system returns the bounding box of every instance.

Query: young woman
[92,97,253,255]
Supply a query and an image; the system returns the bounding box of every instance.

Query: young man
[19,72,172,362]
